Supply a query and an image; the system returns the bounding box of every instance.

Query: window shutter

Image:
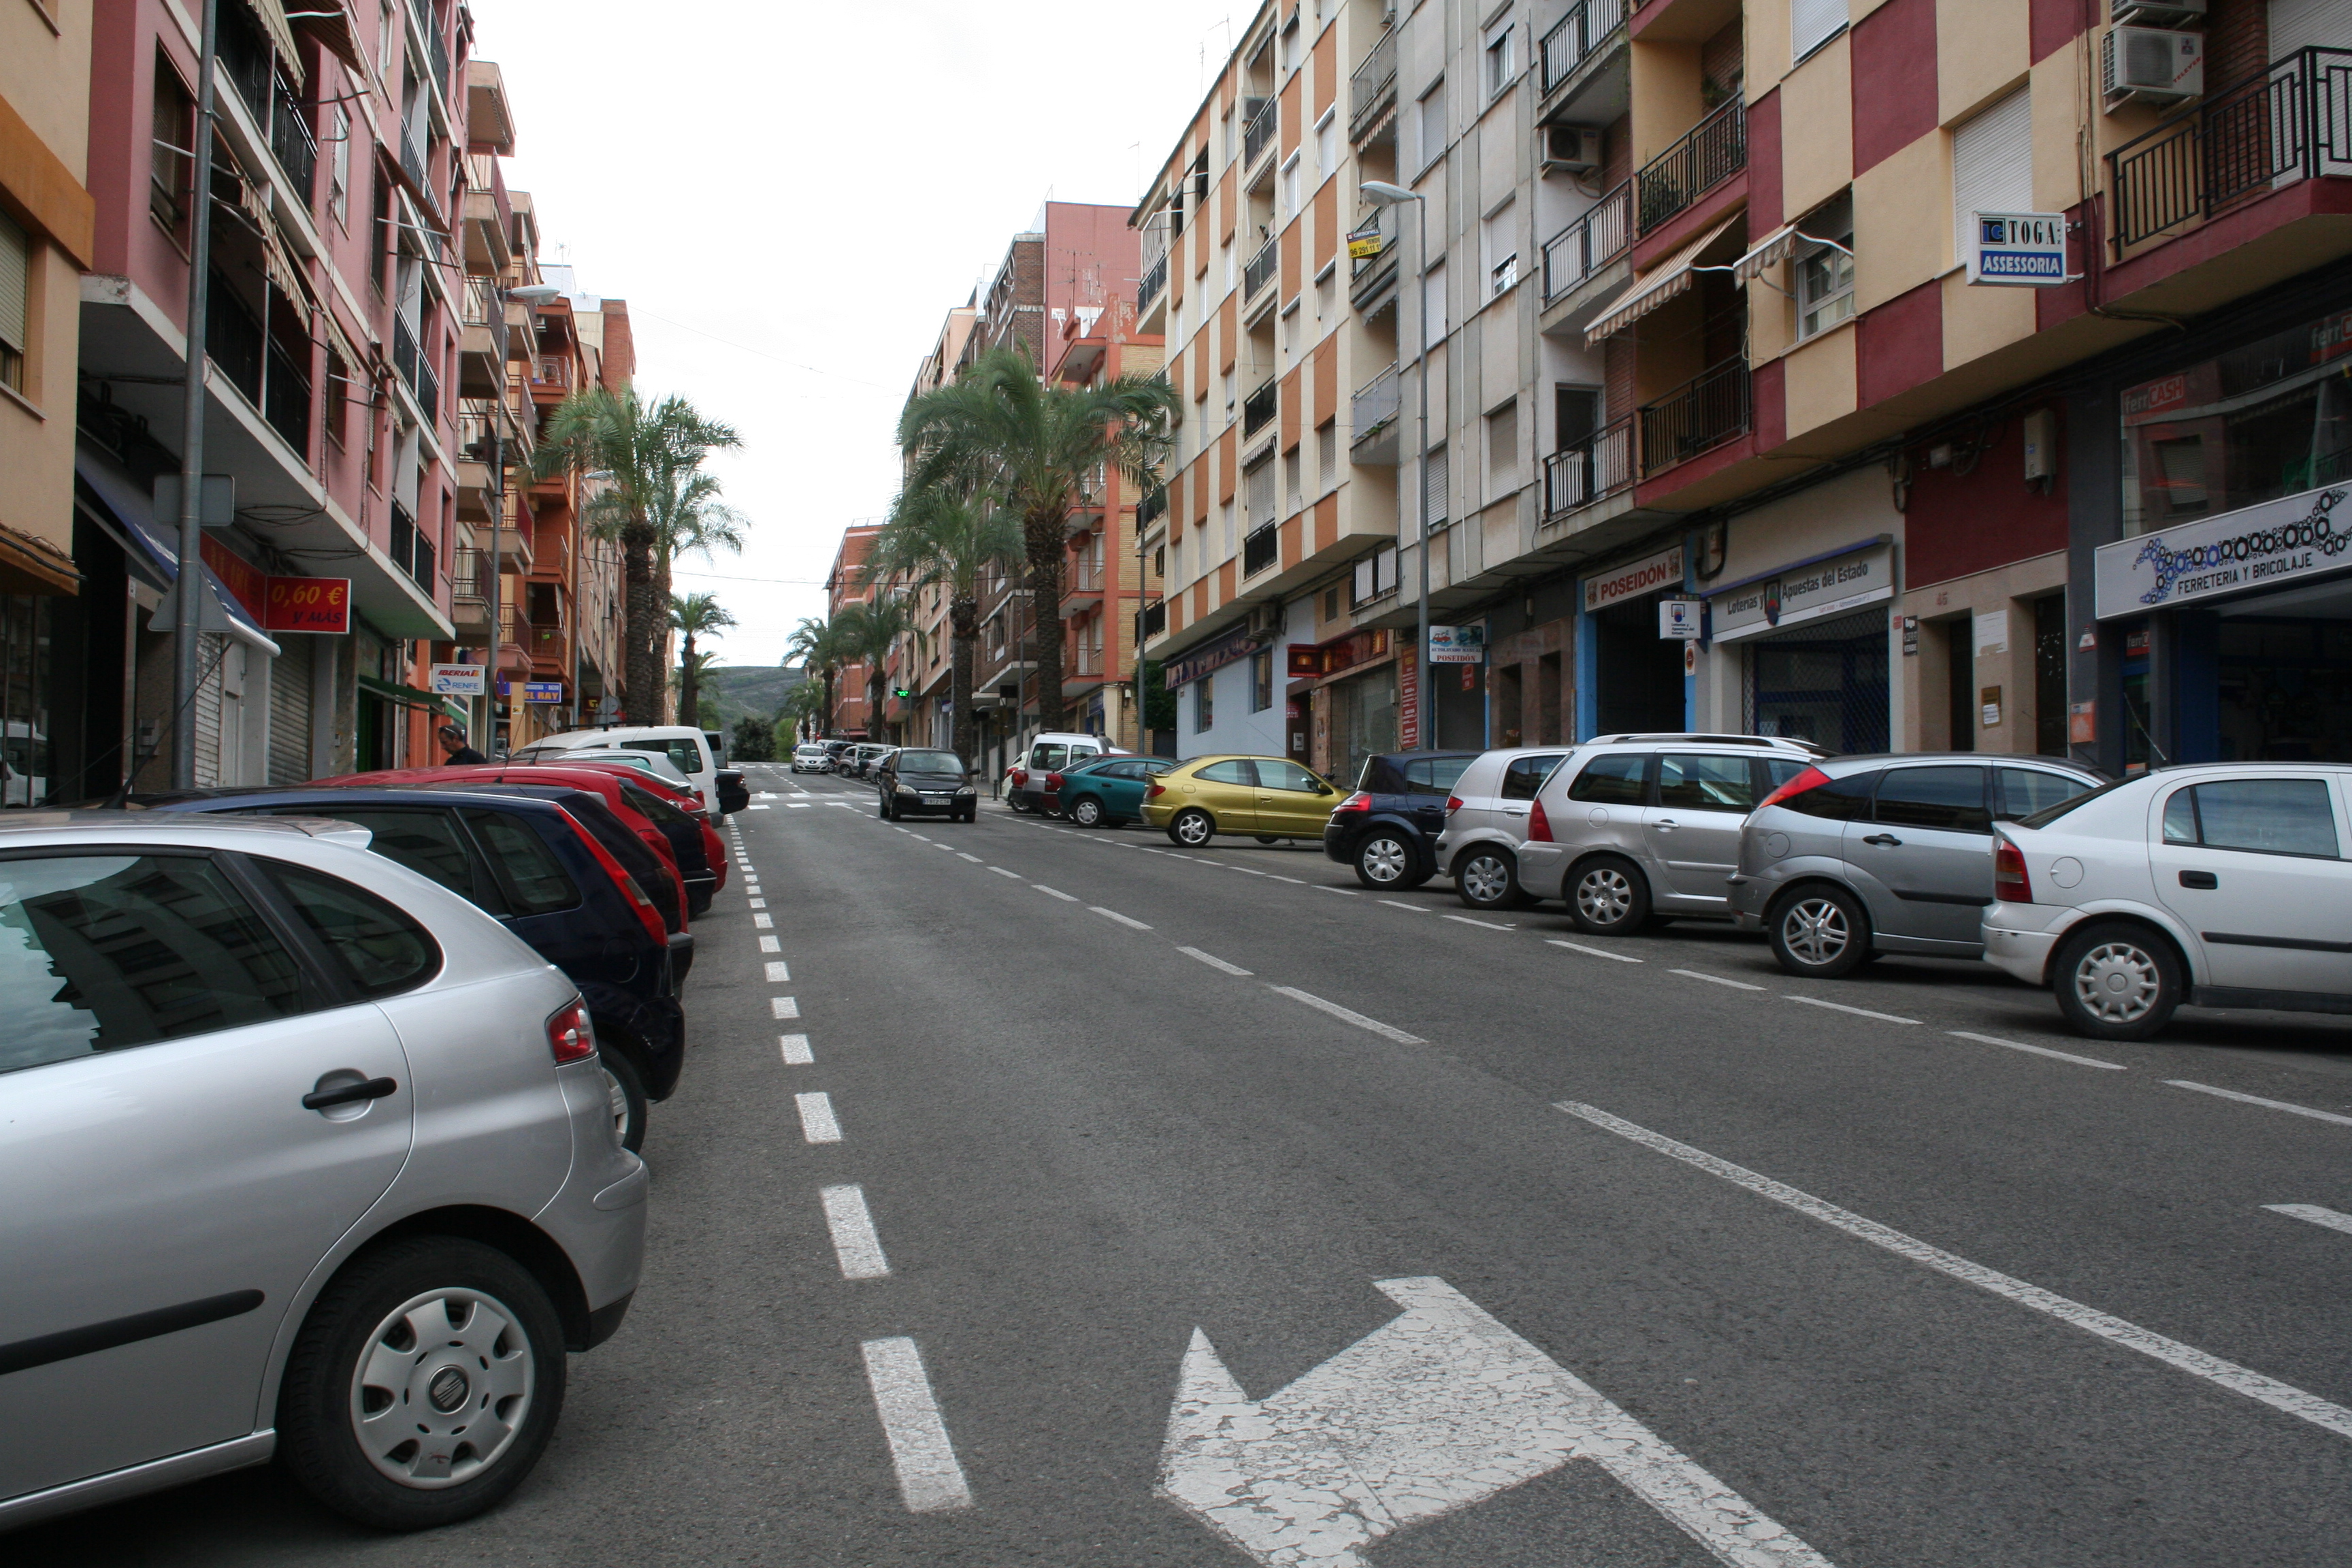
[2270,0,2352,59]
[1791,0,1848,61]
[1424,443,1450,525]
[0,210,29,356]
[1951,85,2034,270]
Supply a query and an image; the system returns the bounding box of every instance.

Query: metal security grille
[1742,608,1891,754]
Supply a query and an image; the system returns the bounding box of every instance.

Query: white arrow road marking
[862,1337,973,1512]
[2266,1203,2352,1235]
[1160,1276,1831,1568]
[2164,1079,2352,1127]
[1559,1101,2352,1441]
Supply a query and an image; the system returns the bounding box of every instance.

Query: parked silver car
[1430,745,1580,910]
[0,813,646,1533]
[1509,734,1822,928]
[1728,753,2103,977]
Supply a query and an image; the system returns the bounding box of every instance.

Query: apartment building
[826,521,881,738]
[885,299,977,751]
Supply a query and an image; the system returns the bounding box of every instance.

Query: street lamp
[1360,180,1433,751]
[483,281,565,755]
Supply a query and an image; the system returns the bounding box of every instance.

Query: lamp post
[169,0,222,789]
[483,282,564,755]
[1360,180,1432,751]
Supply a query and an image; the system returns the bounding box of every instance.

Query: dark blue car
[152,787,683,1150]
[1321,751,1482,889]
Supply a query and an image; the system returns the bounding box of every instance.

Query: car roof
[1582,732,1826,752]
[0,809,371,845]
[1814,752,2104,774]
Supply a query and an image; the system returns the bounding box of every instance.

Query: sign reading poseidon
[2094,485,2352,620]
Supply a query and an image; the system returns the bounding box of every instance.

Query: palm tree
[671,647,722,729]
[670,591,736,733]
[536,387,742,723]
[898,346,1177,732]
[864,479,1022,760]
[785,617,849,737]
[833,597,913,742]
[777,678,826,751]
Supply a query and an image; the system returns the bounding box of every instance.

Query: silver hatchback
[0,813,646,1533]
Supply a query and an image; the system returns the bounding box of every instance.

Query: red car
[540,760,728,902]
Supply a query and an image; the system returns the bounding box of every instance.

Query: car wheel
[1006,794,1030,815]
[599,1051,648,1154]
[1069,796,1105,828]
[1569,855,1651,934]
[687,888,712,918]
[1767,885,1870,978]
[276,1237,566,1532]
[2053,922,2182,1041]
[1454,847,1522,911]
[1354,832,1416,889]
[1169,809,1214,847]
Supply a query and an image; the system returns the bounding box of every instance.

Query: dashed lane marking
[795,1091,843,1143]
[1550,939,1642,963]
[1443,915,1514,931]
[1090,906,1154,930]
[988,866,1022,879]
[958,852,983,862]
[754,913,773,928]
[1268,875,1305,884]
[749,898,766,908]
[771,996,800,1020]
[860,1337,974,1513]
[759,936,781,953]
[1671,968,1765,991]
[779,1034,813,1065]
[1179,947,1253,976]
[1314,886,1359,896]
[2164,1080,2352,1128]
[1377,900,1429,913]
[764,960,791,983]
[1270,985,1426,1045]
[1033,885,1079,902]
[820,1183,891,1279]
[1948,1030,2125,1071]
[2266,1204,2352,1236]
[1785,994,1918,1026]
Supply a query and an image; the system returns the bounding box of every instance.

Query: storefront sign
[263,576,350,634]
[429,663,486,697]
[201,536,267,620]
[2093,483,2352,619]
[1706,544,1894,643]
[1980,686,2002,728]
[1582,546,1684,613]
[1164,623,1262,689]
[1427,624,1486,663]
[1658,600,1701,640]
[1398,649,1419,750]
[1967,212,2068,287]
[498,680,566,704]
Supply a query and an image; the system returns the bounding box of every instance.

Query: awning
[290,0,372,86]
[1585,216,1742,347]
[357,674,451,711]
[0,521,79,594]
[1734,224,1799,280]
[242,0,306,90]
[76,455,280,656]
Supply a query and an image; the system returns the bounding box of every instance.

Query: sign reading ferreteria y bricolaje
[1581,545,1684,613]
[2095,483,2352,619]
[1707,543,1894,643]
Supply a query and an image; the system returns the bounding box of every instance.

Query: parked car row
[0,724,742,1533]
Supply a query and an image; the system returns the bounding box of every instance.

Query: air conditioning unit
[2110,0,2205,27]
[2104,27,2204,109]
[1541,124,1603,175]
[1245,603,1282,638]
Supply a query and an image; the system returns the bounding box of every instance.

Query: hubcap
[1177,815,1209,845]
[349,1288,534,1489]
[1577,868,1634,927]
[2074,941,2161,1022]
[1075,801,1100,826]
[601,1066,629,1141]
[1362,838,1409,883]
[1461,855,1511,904]
[1781,897,1850,966]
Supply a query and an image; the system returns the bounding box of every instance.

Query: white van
[1007,732,1127,813]
[522,725,719,811]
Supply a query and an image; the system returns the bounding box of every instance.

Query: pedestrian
[437,723,489,765]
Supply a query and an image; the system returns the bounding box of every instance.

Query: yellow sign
[1348,235,1384,260]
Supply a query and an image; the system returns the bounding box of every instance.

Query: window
[1422,261,1448,350]
[378,0,398,78]
[1951,84,2033,272]
[1484,24,1515,99]
[1316,265,1336,323]
[1153,544,1166,578]
[1486,400,1519,490]
[1318,420,1337,487]
[1424,442,1450,526]
[150,54,195,240]
[1780,768,1878,820]
[1259,759,1324,792]
[1030,742,1071,770]
[1792,0,1848,61]
[1997,768,2089,821]
[1220,498,1237,557]
[1484,201,1518,296]
[1872,766,1992,833]
[266,863,439,997]
[325,349,352,448]
[2163,779,2340,858]
[1222,368,1236,423]
[1352,544,1399,606]
[0,853,321,1072]
[0,210,27,393]
[1657,755,1759,811]
[1418,78,1446,172]
[464,809,584,915]
[330,106,351,229]
[1198,758,1254,785]
[1567,753,1648,804]
[1501,754,1569,800]
[370,169,392,295]
[1281,152,1301,218]
[1795,193,1855,340]
[1251,649,1275,712]
[1195,679,1216,732]
[1316,108,1337,180]
[1401,756,1474,795]
[267,806,478,903]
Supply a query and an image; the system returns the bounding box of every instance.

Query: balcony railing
[451,547,491,603]
[1541,416,1635,517]
[1351,362,1400,446]
[462,276,500,327]
[416,352,440,428]
[1243,235,1279,300]
[1541,180,1633,299]
[1137,251,1168,313]
[1243,95,1277,167]
[264,338,310,453]
[1242,522,1280,577]
[532,356,572,390]
[390,501,434,589]
[413,0,451,103]
[1539,0,1629,94]
[1638,358,1749,477]
[270,75,317,203]
[1636,101,1744,233]
[1137,485,1168,527]
[2108,46,2352,252]
[1350,27,1399,141]
[1242,378,1278,437]
[1140,600,1166,640]
[401,122,429,197]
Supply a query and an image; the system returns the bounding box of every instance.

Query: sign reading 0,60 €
[263,576,350,634]
[1968,212,2068,287]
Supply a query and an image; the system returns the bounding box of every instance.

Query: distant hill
[702,665,807,728]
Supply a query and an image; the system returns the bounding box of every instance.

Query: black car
[150,787,685,1150]
[1322,750,1482,889]
[715,768,750,815]
[877,747,976,821]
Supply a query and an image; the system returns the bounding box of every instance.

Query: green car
[1049,755,1178,827]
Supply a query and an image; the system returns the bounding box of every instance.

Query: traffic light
[893,685,911,699]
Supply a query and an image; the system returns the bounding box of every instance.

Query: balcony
[462,153,514,276]
[1349,203,1403,311]
[1058,561,1106,617]
[1350,362,1401,464]
[1243,235,1278,301]
[1243,95,1277,169]
[1137,485,1168,528]
[466,60,517,155]
[2108,47,2352,254]
[1638,357,1748,478]
[269,76,317,206]
[1137,251,1168,314]
[529,355,573,397]
[1541,181,1633,301]
[1139,600,1166,641]
[1242,522,1280,578]
[459,279,502,397]
[1350,28,1398,142]
[412,0,451,105]
[1539,0,1629,96]
[400,123,430,203]
[1636,101,1744,234]
[389,502,437,593]
[1541,416,1635,518]
[1241,378,1277,438]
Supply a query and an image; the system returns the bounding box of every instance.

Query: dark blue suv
[1321,751,1481,889]
[152,787,684,1149]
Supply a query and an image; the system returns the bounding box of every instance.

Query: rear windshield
[2017,776,2132,829]
[896,751,966,774]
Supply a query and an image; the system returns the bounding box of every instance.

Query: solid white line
[1315,885,1359,896]
[779,1034,813,1065]
[1671,968,1765,991]
[820,1183,891,1279]
[1549,939,1643,963]
[1377,900,1429,913]
[753,913,773,928]
[958,853,983,862]
[764,960,791,983]
[795,1091,842,1143]
[1033,885,1079,902]
[758,935,781,953]
[2164,1080,2352,1128]
[1179,946,1253,976]
[1090,906,1154,930]
[1558,1100,2352,1441]
[2266,1203,2352,1235]
[860,1337,974,1512]
[1443,914,1513,931]
[771,996,800,1020]
[1270,985,1425,1045]
[1784,994,1919,1025]
[1948,1030,2126,1071]
[988,866,1022,878]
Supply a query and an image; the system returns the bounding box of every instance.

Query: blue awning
[74,454,280,656]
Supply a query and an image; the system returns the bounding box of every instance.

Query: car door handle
[2178,869,2219,889]
[1502,807,1528,816]
[301,1076,398,1111]
[1654,818,1677,830]
[1862,833,1903,847]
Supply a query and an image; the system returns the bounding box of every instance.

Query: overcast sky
[485,0,1257,670]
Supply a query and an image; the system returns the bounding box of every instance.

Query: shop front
[1704,540,1895,753]
[1290,625,1397,787]
[1577,544,1687,738]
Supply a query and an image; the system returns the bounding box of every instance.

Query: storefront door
[1592,596,1684,734]
[1744,609,1890,753]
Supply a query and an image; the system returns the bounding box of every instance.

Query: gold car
[1141,754,1343,847]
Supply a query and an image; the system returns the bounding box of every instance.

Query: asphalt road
[24,764,2352,1566]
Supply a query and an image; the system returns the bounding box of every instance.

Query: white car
[521,726,718,811]
[1984,764,2352,1040]
[790,743,830,774]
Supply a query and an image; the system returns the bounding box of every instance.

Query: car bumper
[1981,900,2070,986]
[1725,875,1769,930]
[892,796,973,815]
[538,1062,649,1345]
[1322,825,1351,864]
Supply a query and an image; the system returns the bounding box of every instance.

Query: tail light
[1445,795,1464,814]
[1145,782,1166,800]
[546,998,596,1064]
[1011,768,1028,787]
[1758,765,1833,811]
[1528,798,1554,843]
[1993,838,2033,903]
[1046,771,1065,790]
[558,806,671,948]
[1333,791,1371,816]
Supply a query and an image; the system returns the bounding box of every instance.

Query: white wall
[1175,599,1313,760]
